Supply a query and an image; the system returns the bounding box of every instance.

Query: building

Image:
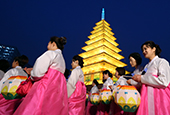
[0,44,20,65]
[79,8,128,85]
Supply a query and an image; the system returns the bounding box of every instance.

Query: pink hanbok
[68,81,86,115]
[0,94,24,115]
[14,49,68,115]
[136,56,170,115]
[67,66,86,115]
[14,68,68,115]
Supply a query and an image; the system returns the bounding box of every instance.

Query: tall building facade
[79,8,128,85]
[0,44,20,64]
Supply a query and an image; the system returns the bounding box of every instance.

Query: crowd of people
[0,36,170,115]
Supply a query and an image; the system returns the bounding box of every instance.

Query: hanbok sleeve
[141,59,170,88]
[31,51,57,79]
[67,69,79,98]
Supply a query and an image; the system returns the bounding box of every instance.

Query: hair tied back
[60,36,67,45]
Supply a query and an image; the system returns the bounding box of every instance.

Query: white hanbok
[90,85,99,94]
[115,76,129,86]
[67,66,84,98]
[137,56,170,115]
[102,77,113,90]
[130,65,143,86]
[13,49,68,115]
[67,66,86,115]
[0,66,28,93]
[31,49,65,80]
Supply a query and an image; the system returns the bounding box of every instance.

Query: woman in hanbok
[86,79,99,115]
[127,52,143,89]
[97,70,113,115]
[114,67,129,86]
[67,55,86,115]
[0,55,29,115]
[110,67,136,115]
[14,36,68,115]
[132,41,170,115]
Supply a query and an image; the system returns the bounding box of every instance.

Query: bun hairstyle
[103,70,113,78]
[14,55,29,68]
[128,52,142,65]
[141,41,162,57]
[50,36,67,50]
[72,55,84,68]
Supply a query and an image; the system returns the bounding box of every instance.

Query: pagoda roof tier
[88,29,115,40]
[79,45,124,60]
[93,23,112,32]
[96,19,110,26]
[83,52,127,67]
[82,61,117,74]
[82,38,121,53]
[86,34,118,46]
[90,26,114,37]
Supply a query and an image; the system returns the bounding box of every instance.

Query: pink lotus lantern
[114,85,141,112]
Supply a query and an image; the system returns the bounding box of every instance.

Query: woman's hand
[127,79,131,84]
[24,67,33,75]
[132,74,141,82]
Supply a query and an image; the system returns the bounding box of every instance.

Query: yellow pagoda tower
[79,8,128,85]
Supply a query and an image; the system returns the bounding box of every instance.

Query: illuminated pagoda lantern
[79,8,128,85]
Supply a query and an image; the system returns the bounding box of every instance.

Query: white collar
[15,66,22,69]
[55,49,62,53]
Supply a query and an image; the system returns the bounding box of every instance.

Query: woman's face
[103,73,109,80]
[71,60,78,69]
[142,45,156,59]
[12,60,18,68]
[129,56,137,67]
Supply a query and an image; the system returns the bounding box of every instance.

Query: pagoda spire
[101,8,105,20]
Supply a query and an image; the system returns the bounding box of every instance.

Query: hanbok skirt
[85,100,98,115]
[68,81,86,115]
[0,94,23,115]
[14,68,68,115]
[136,83,170,115]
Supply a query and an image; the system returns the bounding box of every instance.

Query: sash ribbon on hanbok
[137,74,170,115]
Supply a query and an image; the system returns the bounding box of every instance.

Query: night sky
[0,0,170,72]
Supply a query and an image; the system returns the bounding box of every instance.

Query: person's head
[92,79,99,87]
[103,70,112,80]
[141,41,161,60]
[71,55,84,69]
[128,52,142,68]
[115,67,125,79]
[48,36,67,51]
[12,55,29,68]
[0,59,10,72]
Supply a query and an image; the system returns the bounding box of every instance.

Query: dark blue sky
[0,0,170,72]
